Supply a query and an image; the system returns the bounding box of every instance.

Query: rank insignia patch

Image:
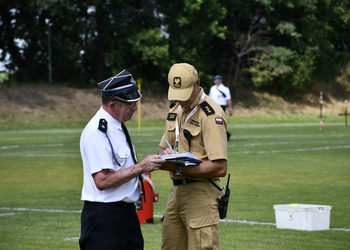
[200,101,215,116]
[173,77,181,88]
[167,113,177,121]
[215,118,223,125]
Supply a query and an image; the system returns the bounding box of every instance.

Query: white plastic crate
[273,204,332,231]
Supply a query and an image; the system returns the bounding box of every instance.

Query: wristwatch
[174,164,182,176]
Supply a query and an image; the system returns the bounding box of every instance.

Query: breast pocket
[180,125,202,153]
[115,147,130,168]
[165,121,176,147]
[167,121,175,132]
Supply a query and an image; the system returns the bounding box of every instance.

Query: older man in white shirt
[79,69,165,250]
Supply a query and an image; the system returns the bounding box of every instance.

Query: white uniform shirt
[209,83,231,106]
[80,107,140,203]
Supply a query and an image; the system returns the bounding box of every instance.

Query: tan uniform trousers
[161,181,222,250]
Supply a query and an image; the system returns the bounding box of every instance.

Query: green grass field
[0,115,349,249]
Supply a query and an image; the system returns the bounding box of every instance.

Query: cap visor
[115,90,142,102]
[168,85,194,101]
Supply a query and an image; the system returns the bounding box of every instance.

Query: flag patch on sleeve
[215,118,223,125]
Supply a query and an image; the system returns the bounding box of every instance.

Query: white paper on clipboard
[160,152,202,166]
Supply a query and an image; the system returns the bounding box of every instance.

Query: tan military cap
[167,63,198,101]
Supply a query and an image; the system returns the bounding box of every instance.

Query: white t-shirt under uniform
[209,83,231,106]
[80,107,140,203]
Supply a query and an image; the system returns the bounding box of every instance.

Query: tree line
[1,0,349,99]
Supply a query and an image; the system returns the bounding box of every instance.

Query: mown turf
[0,115,349,249]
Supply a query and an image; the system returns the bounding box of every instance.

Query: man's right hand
[140,154,166,173]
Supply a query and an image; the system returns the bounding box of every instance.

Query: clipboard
[160,152,202,166]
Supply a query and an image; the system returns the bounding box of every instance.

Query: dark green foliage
[0,0,349,98]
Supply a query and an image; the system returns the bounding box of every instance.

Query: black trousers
[220,105,231,141]
[79,201,144,250]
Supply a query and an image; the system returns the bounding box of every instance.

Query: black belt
[84,201,135,209]
[173,179,204,186]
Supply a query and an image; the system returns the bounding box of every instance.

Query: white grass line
[230,133,349,140]
[25,153,78,157]
[227,141,298,148]
[134,139,162,143]
[0,212,16,216]
[2,208,349,232]
[228,123,344,128]
[155,214,350,232]
[0,153,79,157]
[228,145,350,155]
[1,143,66,150]
[1,135,79,142]
[0,207,81,213]
[0,129,83,135]
[0,123,344,138]
[154,214,276,226]
[222,219,276,226]
[64,237,80,241]
[242,142,292,147]
[0,145,20,149]
[330,228,350,232]
[0,123,343,135]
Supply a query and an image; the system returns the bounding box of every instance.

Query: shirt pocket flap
[116,147,130,159]
[167,122,176,132]
[189,213,219,229]
[186,125,201,137]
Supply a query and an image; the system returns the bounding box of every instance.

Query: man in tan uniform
[158,63,228,250]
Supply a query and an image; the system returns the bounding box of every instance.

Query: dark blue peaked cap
[97,69,142,102]
[213,75,222,80]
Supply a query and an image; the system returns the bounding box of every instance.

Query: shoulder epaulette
[169,100,178,108]
[200,101,215,116]
[167,113,177,121]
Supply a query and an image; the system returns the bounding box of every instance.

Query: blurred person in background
[209,75,232,140]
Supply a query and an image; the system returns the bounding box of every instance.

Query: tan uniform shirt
[160,88,227,180]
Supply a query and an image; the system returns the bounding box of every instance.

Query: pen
[165,139,175,153]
